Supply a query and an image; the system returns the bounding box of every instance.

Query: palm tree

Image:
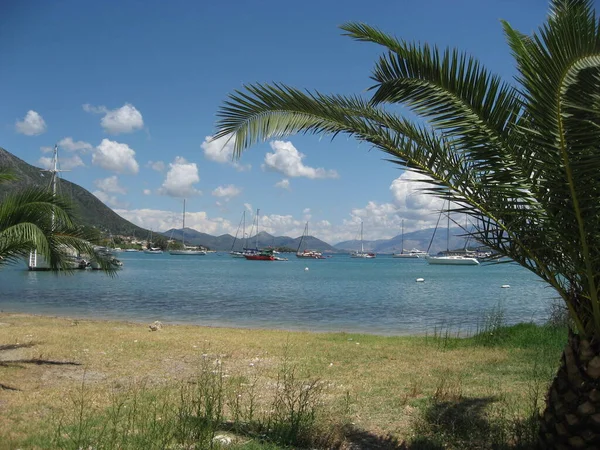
[215,0,600,446]
[0,169,116,273]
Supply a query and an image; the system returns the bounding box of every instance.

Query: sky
[1,0,552,244]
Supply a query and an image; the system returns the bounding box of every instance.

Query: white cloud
[147,160,165,172]
[38,155,85,170]
[201,134,251,171]
[92,139,139,174]
[94,175,126,194]
[158,156,201,197]
[82,104,105,113]
[92,190,128,208]
[143,189,152,195]
[211,184,241,200]
[274,178,290,190]
[83,103,144,134]
[262,140,338,179]
[114,208,233,236]
[15,110,47,136]
[390,171,444,220]
[58,137,93,152]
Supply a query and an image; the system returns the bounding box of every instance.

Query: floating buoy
[501,284,510,288]
[305,267,309,271]
[416,278,425,283]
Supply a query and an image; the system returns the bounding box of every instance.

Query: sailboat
[350,221,376,258]
[144,230,163,254]
[425,200,479,265]
[392,220,427,258]
[28,144,88,270]
[169,199,206,255]
[244,209,275,261]
[230,211,247,258]
[296,222,325,259]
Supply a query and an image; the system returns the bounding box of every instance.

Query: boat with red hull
[244,248,275,261]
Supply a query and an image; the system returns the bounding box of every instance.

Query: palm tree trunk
[539,330,600,449]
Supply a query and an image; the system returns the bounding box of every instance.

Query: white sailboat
[296,222,325,259]
[392,220,427,258]
[144,230,163,254]
[350,221,376,258]
[230,211,247,258]
[425,201,479,266]
[28,144,88,270]
[169,199,206,255]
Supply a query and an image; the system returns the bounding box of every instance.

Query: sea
[0,252,558,336]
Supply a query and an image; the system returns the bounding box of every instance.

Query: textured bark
[539,331,600,449]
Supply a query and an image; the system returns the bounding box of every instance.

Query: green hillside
[0,147,150,237]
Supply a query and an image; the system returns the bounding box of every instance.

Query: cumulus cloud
[94,175,126,194]
[15,110,47,135]
[158,156,201,197]
[114,208,233,236]
[92,139,139,174]
[274,178,290,190]
[38,155,85,171]
[211,184,241,200]
[147,160,165,172]
[58,137,93,152]
[201,134,251,171]
[143,189,151,195]
[83,103,144,134]
[262,140,338,179]
[390,171,444,219]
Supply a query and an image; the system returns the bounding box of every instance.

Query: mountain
[0,147,150,236]
[334,227,479,254]
[162,229,339,252]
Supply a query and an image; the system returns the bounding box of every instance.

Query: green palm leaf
[215,0,600,339]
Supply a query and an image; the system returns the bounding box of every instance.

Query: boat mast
[446,199,450,252]
[401,219,404,253]
[297,222,308,253]
[360,221,364,253]
[182,199,186,247]
[255,209,260,249]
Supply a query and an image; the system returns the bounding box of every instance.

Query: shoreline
[0,309,475,338]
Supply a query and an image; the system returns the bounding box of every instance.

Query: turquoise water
[0,253,556,335]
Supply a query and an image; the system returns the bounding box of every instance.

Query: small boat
[169,200,206,255]
[350,221,376,258]
[89,254,123,270]
[393,249,428,258]
[425,253,479,265]
[243,209,276,261]
[244,248,275,261]
[144,230,163,254]
[296,222,326,259]
[230,211,248,258]
[392,220,427,258]
[425,199,479,266]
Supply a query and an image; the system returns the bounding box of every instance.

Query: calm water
[0,252,557,335]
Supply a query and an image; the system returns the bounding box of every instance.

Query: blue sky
[2,0,550,244]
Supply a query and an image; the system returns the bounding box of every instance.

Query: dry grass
[0,313,562,448]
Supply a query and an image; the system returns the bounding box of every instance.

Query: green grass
[0,313,567,449]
